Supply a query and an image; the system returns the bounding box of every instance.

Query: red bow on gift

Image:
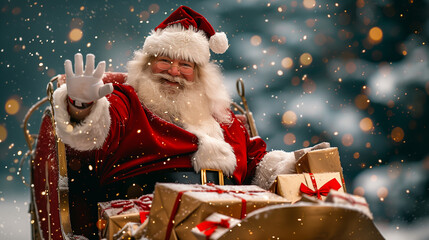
[196,218,230,239]
[103,195,153,223]
[300,173,341,200]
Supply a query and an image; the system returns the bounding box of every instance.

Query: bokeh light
[368,27,383,44]
[139,11,150,21]
[303,0,316,9]
[0,125,7,143]
[69,28,83,42]
[250,35,262,46]
[342,134,354,147]
[303,140,310,147]
[11,7,21,15]
[360,117,374,132]
[353,152,360,159]
[281,57,293,69]
[283,133,296,145]
[377,187,389,199]
[391,127,404,142]
[5,98,20,115]
[353,186,365,196]
[282,111,297,126]
[148,4,160,14]
[355,94,370,110]
[299,53,313,66]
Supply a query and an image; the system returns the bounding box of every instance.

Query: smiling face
[150,56,196,86]
[126,49,232,125]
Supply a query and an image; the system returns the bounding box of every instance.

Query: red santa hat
[142,6,228,65]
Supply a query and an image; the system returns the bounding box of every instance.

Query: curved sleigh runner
[22,73,384,240]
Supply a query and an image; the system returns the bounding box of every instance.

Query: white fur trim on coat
[184,119,236,176]
[252,150,296,190]
[143,25,211,66]
[53,84,111,151]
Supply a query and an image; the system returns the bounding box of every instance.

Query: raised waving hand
[65,53,113,106]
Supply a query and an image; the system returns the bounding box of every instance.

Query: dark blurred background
[1,0,428,239]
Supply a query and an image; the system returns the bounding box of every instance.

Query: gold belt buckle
[201,169,224,185]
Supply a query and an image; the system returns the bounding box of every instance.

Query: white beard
[135,70,214,127]
[127,67,237,176]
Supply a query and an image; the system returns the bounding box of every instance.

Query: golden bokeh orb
[5,98,20,115]
[391,127,404,142]
[299,53,313,66]
[359,117,374,132]
[282,111,298,126]
[69,28,83,42]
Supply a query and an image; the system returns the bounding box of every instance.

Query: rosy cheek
[151,63,159,73]
[185,75,194,82]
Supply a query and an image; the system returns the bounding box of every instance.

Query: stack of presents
[97,147,376,240]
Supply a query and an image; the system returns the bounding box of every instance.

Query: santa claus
[52,6,313,238]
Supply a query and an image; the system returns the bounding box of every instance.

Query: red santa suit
[53,82,268,187]
[97,83,267,185]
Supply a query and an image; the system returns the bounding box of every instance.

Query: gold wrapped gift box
[296,147,347,191]
[98,195,152,240]
[146,183,290,240]
[272,172,345,202]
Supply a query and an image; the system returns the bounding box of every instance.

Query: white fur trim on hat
[53,84,111,151]
[252,150,296,190]
[143,25,210,65]
[209,32,228,54]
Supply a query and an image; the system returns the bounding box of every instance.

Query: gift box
[98,194,152,240]
[191,212,240,240]
[146,183,290,240]
[325,190,373,219]
[272,172,344,203]
[295,147,347,192]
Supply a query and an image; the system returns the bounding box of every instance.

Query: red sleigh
[21,73,384,239]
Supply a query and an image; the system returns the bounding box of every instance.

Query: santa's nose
[168,65,181,76]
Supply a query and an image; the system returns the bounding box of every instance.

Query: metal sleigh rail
[21,75,72,239]
[20,75,258,239]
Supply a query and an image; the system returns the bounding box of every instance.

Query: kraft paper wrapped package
[97,195,152,240]
[296,147,347,192]
[325,190,373,219]
[145,183,290,240]
[191,212,240,240]
[272,172,344,203]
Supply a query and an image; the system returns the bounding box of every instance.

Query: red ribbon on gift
[330,193,369,207]
[300,173,341,200]
[164,184,266,240]
[101,194,153,223]
[139,211,150,223]
[196,218,230,239]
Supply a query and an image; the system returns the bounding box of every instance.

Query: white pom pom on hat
[209,32,228,54]
[143,6,228,65]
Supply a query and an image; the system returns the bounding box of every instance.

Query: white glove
[64,53,113,105]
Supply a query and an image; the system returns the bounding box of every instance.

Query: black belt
[156,168,235,185]
[101,168,235,200]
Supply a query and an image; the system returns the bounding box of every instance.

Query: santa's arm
[251,150,296,190]
[53,84,111,151]
[52,53,113,151]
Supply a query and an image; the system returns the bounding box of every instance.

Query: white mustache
[152,73,194,87]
